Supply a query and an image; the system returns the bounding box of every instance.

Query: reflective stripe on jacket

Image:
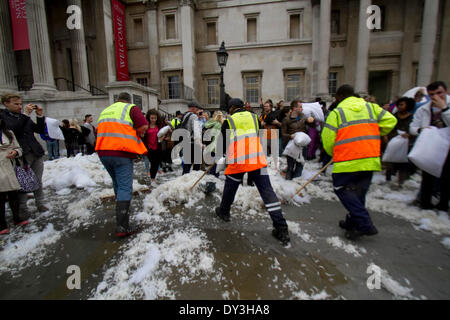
[225,111,267,175]
[321,97,397,173]
[333,103,381,163]
[95,102,148,155]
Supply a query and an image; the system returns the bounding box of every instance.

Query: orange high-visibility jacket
[225,110,267,175]
[95,102,148,155]
[332,103,383,163]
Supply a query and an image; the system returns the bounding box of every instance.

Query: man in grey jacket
[178,101,203,175]
[83,114,96,155]
[410,81,450,212]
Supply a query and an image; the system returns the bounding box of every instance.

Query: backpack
[171,112,194,146]
[179,112,194,130]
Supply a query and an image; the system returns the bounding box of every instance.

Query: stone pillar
[146,2,161,87]
[398,1,418,95]
[417,0,440,86]
[26,0,56,92]
[317,0,331,98]
[68,0,90,91]
[311,0,320,97]
[180,0,196,91]
[103,0,116,83]
[355,0,371,95]
[0,0,17,92]
[437,0,450,86]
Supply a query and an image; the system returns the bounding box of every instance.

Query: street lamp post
[216,41,228,110]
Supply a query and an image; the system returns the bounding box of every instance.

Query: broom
[291,159,333,199]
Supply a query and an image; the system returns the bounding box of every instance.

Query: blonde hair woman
[67,119,82,157]
[212,111,224,124]
[69,119,82,132]
[204,111,224,177]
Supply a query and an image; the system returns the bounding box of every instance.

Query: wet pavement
[0,162,449,300]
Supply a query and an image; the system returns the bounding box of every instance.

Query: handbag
[14,158,40,193]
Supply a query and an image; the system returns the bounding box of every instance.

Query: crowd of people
[0,80,449,245]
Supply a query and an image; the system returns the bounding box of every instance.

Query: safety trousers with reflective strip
[333,103,382,163]
[225,112,268,175]
[95,103,148,155]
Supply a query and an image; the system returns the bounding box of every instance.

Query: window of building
[243,73,261,104]
[285,74,301,101]
[134,18,143,43]
[136,77,148,87]
[331,10,340,34]
[288,9,303,40]
[289,14,300,39]
[207,78,220,104]
[206,22,217,45]
[165,14,176,40]
[247,18,257,43]
[329,72,338,96]
[168,75,180,99]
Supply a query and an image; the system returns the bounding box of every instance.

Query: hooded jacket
[322,96,397,173]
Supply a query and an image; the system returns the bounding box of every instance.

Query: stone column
[26,0,56,92]
[180,0,196,91]
[437,0,450,85]
[398,1,418,95]
[68,0,90,91]
[0,0,17,93]
[317,0,331,98]
[102,0,116,83]
[417,0,440,86]
[355,0,371,95]
[311,0,320,97]
[146,2,161,87]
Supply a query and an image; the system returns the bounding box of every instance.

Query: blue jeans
[332,171,374,232]
[100,156,134,201]
[46,140,60,160]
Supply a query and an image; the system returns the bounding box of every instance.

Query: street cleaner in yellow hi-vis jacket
[96,92,149,238]
[215,98,290,246]
[321,85,397,240]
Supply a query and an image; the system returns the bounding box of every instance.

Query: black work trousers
[218,168,288,229]
[420,150,450,211]
[0,191,21,230]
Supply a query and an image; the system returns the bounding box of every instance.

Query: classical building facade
[0,0,449,117]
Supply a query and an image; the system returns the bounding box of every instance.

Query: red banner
[9,0,30,51]
[112,0,130,81]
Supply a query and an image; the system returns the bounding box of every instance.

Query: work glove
[215,156,227,173]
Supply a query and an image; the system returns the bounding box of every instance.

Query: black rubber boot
[115,201,139,238]
[215,207,230,222]
[272,225,290,246]
[345,226,378,241]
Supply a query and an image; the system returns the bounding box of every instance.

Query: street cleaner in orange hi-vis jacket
[321,85,397,240]
[215,98,290,246]
[96,92,149,238]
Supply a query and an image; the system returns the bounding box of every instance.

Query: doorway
[368,71,392,105]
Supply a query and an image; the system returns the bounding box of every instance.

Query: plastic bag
[294,132,311,147]
[382,134,409,163]
[408,127,450,177]
[302,103,325,122]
